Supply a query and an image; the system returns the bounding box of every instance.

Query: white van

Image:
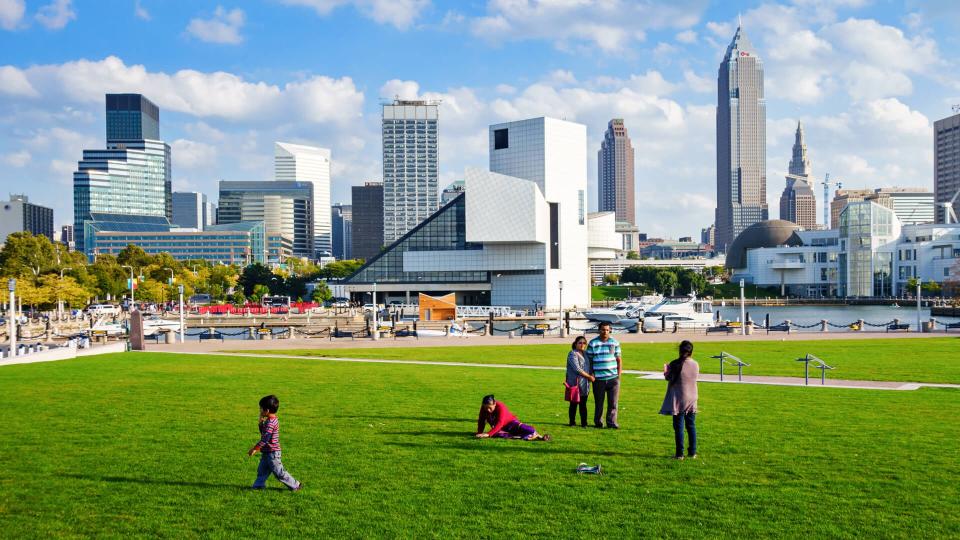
[86,304,121,316]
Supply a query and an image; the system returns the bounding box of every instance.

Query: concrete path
[155,350,960,392]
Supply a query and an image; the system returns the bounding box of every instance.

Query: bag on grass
[564,381,580,403]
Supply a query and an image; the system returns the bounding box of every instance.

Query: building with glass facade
[337,117,591,310]
[715,24,767,250]
[0,194,54,243]
[935,112,960,224]
[74,94,171,254]
[172,191,207,230]
[331,203,352,260]
[730,203,960,297]
[275,142,331,256]
[831,187,933,228]
[86,216,289,265]
[351,182,383,261]
[382,99,439,243]
[217,181,313,258]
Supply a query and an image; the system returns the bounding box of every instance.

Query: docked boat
[641,295,715,330]
[142,317,182,336]
[584,295,662,325]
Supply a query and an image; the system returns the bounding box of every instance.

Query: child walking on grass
[248,395,302,491]
[475,395,551,441]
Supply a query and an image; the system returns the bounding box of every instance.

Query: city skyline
[1,1,958,239]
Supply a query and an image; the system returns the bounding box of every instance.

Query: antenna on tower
[953,104,960,114]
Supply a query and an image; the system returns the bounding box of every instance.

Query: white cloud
[682,70,711,93]
[675,29,697,43]
[467,0,707,53]
[546,69,577,85]
[1,149,30,167]
[0,0,25,30]
[494,84,516,95]
[380,79,420,100]
[2,56,364,124]
[279,0,429,30]
[134,0,150,21]
[186,6,245,45]
[171,139,218,170]
[35,0,75,30]
[0,65,38,96]
[705,20,732,38]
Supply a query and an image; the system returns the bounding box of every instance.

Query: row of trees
[0,232,364,310]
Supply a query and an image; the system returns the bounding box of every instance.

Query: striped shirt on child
[255,416,282,452]
[587,336,621,380]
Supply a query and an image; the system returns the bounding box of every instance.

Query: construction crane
[941,188,960,224]
[785,173,841,228]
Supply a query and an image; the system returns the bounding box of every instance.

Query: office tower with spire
[598,119,636,225]
[382,99,439,243]
[715,23,767,250]
[779,122,817,229]
[275,142,332,256]
[73,94,172,254]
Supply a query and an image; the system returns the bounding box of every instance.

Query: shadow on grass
[339,415,472,423]
[382,430,470,438]
[63,473,281,491]
[384,440,657,459]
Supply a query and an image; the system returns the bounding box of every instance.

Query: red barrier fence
[196,302,320,315]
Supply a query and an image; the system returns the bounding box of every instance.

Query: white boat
[641,295,715,330]
[90,319,125,336]
[584,295,662,325]
[142,317,182,336]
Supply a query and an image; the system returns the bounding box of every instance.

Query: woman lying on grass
[476,394,551,441]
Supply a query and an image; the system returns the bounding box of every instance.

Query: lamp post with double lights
[122,265,136,311]
[58,267,73,319]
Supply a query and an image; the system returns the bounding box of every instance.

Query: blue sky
[2,0,959,238]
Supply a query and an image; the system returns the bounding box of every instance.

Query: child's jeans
[253,451,299,489]
[672,413,697,457]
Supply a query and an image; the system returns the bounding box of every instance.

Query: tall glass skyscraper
[73,94,171,254]
[275,142,331,256]
[382,99,439,243]
[217,180,313,258]
[715,25,767,251]
[598,118,635,225]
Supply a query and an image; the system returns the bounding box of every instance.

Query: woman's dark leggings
[568,400,588,426]
[672,413,697,457]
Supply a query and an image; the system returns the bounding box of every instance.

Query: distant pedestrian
[476,395,551,441]
[565,336,595,427]
[660,340,699,460]
[586,321,622,428]
[248,395,302,490]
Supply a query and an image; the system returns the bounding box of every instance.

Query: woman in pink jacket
[476,395,551,441]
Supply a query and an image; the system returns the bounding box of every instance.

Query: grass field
[1,351,958,537]
[249,337,960,384]
[591,285,631,301]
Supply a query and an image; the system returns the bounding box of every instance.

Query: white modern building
[382,100,439,243]
[588,212,621,260]
[729,203,960,297]
[337,116,591,309]
[275,142,332,256]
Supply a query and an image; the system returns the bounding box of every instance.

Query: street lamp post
[372,282,378,341]
[122,265,135,311]
[164,268,175,310]
[558,280,564,337]
[7,279,16,358]
[739,279,746,336]
[58,267,72,319]
[916,278,922,333]
[178,284,185,343]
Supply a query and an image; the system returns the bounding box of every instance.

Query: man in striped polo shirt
[586,321,622,428]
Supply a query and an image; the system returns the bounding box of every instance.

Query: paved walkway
[144,330,958,354]
[157,350,960,392]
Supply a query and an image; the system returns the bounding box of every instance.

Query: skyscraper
[351,182,384,261]
[275,142,332,256]
[934,111,960,223]
[598,119,635,225]
[715,24,767,250]
[217,181,314,258]
[73,94,171,254]
[0,194,54,243]
[779,122,817,229]
[331,203,352,260]
[172,191,206,229]
[382,99,439,243]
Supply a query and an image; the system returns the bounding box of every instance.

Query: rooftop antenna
[953,104,960,115]
[738,13,742,28]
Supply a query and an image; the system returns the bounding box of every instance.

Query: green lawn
[248,337,960,384]
[591,285,631,301]
[1,352,957,537]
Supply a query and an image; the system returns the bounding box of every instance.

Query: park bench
[198,331,224,342]
[394,328,418,339]
[886,323,911,332]
[332,329,355,340]
[706,325,735,334]
[521,324,549,338]
[944,322,960,332]
[767,324,791,334]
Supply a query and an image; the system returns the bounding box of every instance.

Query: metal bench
[706,325,735,334]
[945,322,960,332]
[394,328,418,339]
[886,323,911,332]
[332,329,355,340]
[767,323,791,334]
[198,331,224,342]
[521,327,546,338]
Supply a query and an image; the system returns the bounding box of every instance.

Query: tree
[655,270,679,295]
[603,273,620,285]
[14,278,53,309]
[41,274,91,308]
[0,232,57,278]
[626,251,640,260]
[250,284,270,304]
[231,290,247,306]
[238,263,276,296]
[116,244,152,269]
[311,281,332,303]
[319,260,364,279]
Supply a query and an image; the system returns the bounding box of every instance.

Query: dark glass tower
[106,94,160,142]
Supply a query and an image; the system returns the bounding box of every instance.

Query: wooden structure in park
[419,293,456,321]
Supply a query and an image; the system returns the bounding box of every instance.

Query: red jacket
[477,401,517,436]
